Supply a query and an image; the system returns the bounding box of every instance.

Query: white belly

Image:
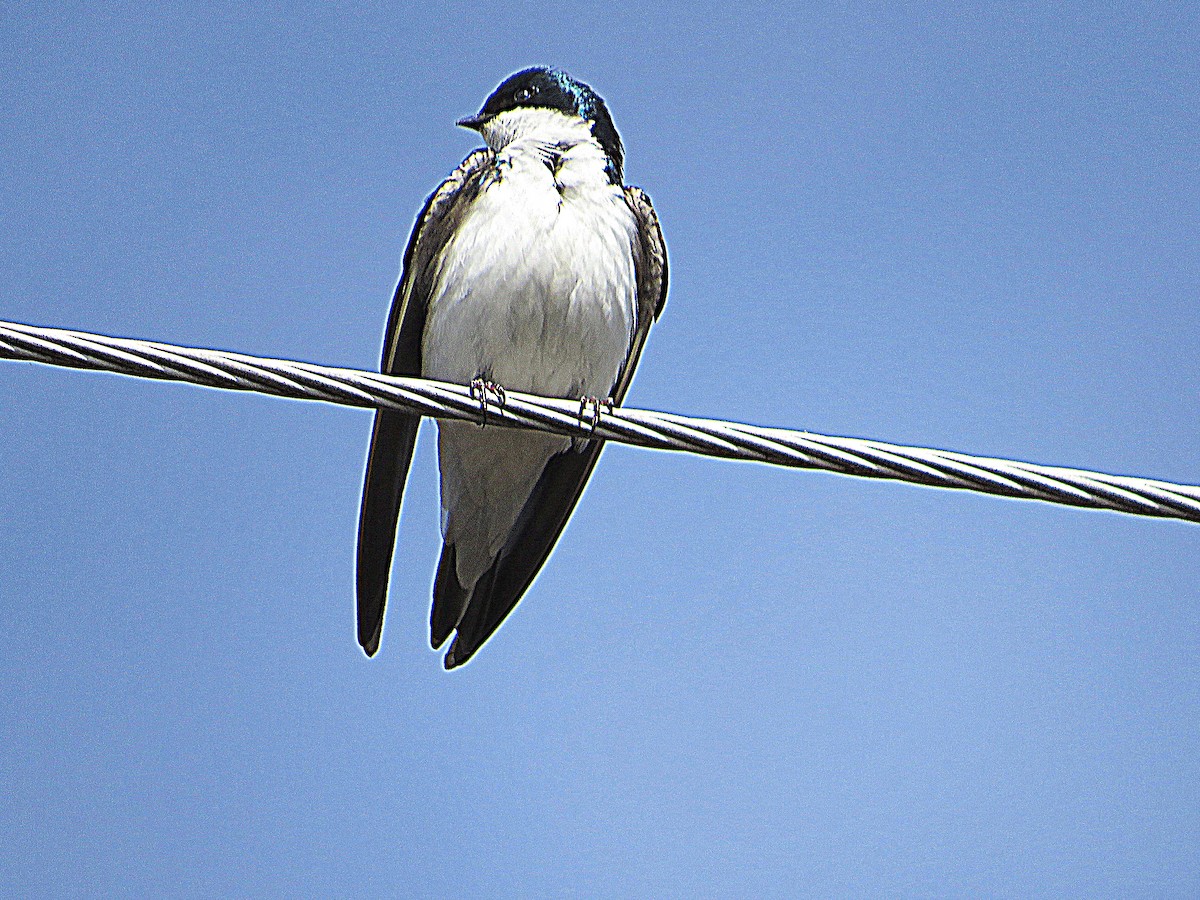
[421,155,638,398]
[421,147,639,591]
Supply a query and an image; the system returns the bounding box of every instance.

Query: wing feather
[356,149,493,656]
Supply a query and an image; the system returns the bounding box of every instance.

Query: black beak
[456,113,488,132]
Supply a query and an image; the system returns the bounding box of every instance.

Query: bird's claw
[578,395,615,432]
[469,377,507,426]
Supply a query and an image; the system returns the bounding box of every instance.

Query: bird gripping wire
[1,318,1197,525]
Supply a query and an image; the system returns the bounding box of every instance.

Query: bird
[356,67,667,668]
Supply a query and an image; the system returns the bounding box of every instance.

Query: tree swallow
[356,67,668,668]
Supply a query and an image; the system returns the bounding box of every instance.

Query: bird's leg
[578,395,596,431]
[469,375,506,427]
[470,376,486,423]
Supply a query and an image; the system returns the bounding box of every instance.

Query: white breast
[421,122,638,399]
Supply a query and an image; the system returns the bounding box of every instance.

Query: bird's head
[457,67,624,183]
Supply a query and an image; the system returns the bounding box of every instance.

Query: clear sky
[2,2,1198,896]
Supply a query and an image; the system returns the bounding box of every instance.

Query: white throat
[479,107,596,154]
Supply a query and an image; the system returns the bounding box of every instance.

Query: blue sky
[2,2,1198,895]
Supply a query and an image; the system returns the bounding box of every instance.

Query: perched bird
[356,68,667,668]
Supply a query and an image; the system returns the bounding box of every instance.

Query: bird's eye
[515,86,535,102]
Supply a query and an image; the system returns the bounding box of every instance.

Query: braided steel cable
[2,318,1198,525]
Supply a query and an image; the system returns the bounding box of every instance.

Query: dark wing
[356,149,493,656]
[438,185,668,668]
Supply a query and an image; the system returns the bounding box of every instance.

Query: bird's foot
[578,395,615,433]
[469,377,507,426]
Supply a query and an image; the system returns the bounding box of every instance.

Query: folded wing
[356,150,493,656]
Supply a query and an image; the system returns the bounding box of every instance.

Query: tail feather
[430,542,470,650]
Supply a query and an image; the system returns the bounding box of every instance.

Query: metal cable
[2,318,1197,525]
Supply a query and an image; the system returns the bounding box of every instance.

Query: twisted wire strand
[2,319,1197,525]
